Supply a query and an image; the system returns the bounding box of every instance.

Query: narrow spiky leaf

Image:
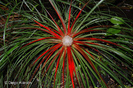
[67,0,72,35]
[49,0,67,34]
[67,46,76,88]
[34,20,61,39]
[45,9,64,36]
[70,1,90,33]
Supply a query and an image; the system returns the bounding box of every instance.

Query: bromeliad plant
[0,0,133,88]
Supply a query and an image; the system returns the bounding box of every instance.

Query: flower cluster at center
[62,35,73,46]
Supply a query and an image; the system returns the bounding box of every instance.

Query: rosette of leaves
[0,0,133,88]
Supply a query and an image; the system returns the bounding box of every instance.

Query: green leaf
[110,17,124,25]
[107,28,121,35]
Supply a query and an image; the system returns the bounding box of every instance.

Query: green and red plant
[0,0,133,88]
